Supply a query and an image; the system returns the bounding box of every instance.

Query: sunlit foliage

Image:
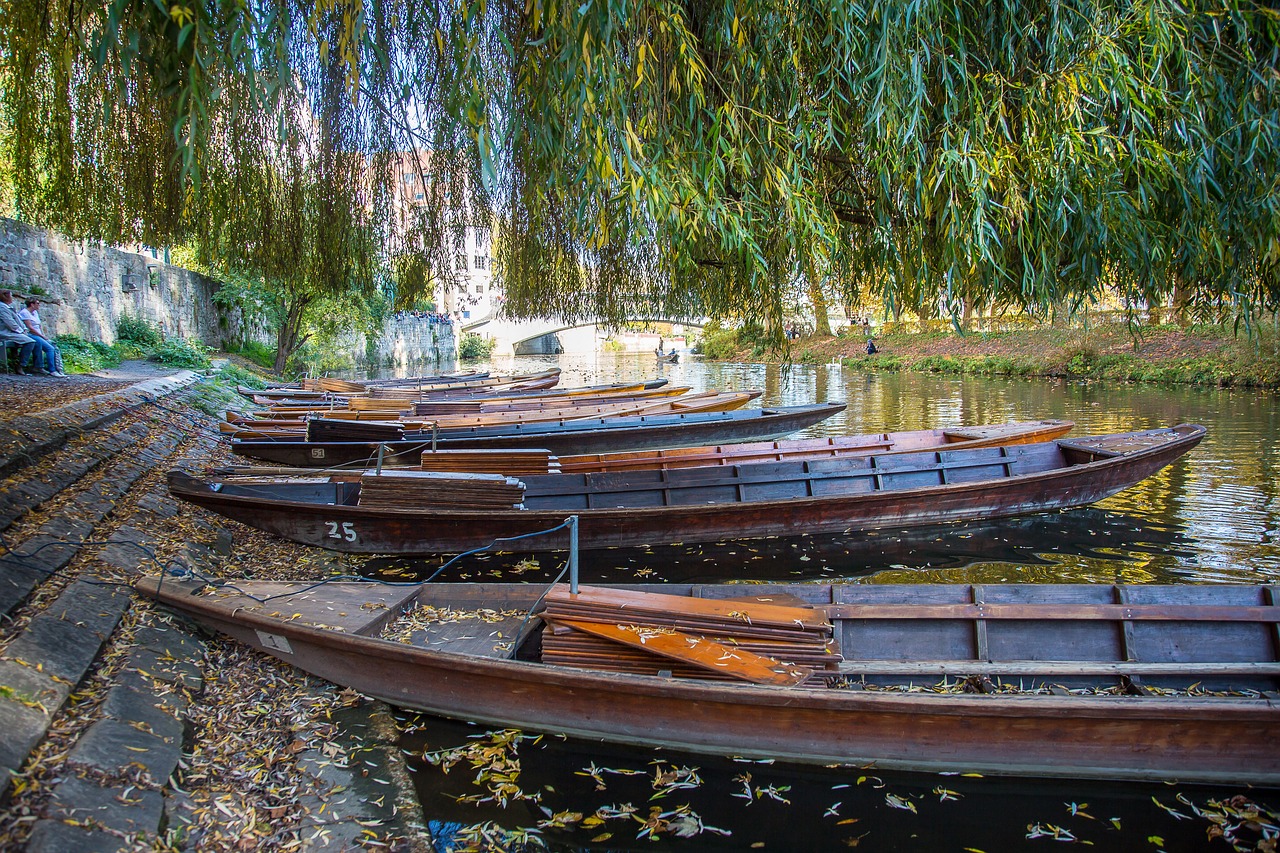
[1,0,1277,343]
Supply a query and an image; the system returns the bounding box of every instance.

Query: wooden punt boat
[557,419,1074,474]
[236,372,491,400]
[228,403,847,466]
[214,420,1075,478]
[229,390,759,432]
[243,381,678,416]
[363,368,563,398]
[188,425,1202,555]
[237,370,561,402]
[135,576,1280,784]
[657,351,679,363]
[217,391,763,440]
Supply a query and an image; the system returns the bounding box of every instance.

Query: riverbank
[707,323,1280,389]
[0,367,427,851]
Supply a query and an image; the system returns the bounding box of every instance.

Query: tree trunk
[808,279,832,336]
[273,294,314,374]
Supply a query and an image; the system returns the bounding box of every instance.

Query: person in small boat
[865,338,878,355]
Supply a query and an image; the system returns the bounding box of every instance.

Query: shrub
[218,363,269,389]
[151,336,211,368]
[696,326,741,359]
[116,313,161,347]
[53,334,121,372]
[459,333,495,360]
[226,339,277,370]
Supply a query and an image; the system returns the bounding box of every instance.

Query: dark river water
[361,353,1280,851]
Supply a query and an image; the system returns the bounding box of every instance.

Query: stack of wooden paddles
[540,585,842,686]
[419,449,559,475]
[357,470,526,509]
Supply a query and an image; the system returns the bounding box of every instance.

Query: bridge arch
[464,314,706,357]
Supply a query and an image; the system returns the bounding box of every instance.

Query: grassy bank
[702,323,1280,390]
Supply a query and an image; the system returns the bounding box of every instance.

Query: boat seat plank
[836,660,1280,676]
[545,617,812,686]
[821,603,1280,622]
[195,582,420,636]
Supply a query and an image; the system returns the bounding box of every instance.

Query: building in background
[390,151,495,324]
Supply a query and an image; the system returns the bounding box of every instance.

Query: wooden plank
[1115,586,1143,689]
[822,603,1280,623]
[972,585,989,661]
[545,617,812,686]
[1267,587,1280,660]
[198,582,420,636]
[547,585,832,631]
[836,660,1280,677]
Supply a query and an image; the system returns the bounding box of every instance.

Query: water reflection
[401,715,1277,853]
[378,353,1280,585]
[365,508,1193,585]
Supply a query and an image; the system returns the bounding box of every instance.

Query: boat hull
[176,425,1204,554]
[136,577,1280,785]
[229,403,846,467]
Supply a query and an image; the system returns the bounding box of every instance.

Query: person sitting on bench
[0,290,35,374]
[18,298,66,377]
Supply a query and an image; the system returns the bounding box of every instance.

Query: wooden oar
[545,617,812,686]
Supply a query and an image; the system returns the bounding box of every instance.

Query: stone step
[0,580,133,800]
[22,622,207,853]
[0,420,152,532]
[0,371,198,480]
[0,407,194,621]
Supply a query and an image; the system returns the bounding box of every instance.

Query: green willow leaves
[1,0,1277,334]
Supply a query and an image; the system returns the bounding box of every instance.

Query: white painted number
[324,521,357,541]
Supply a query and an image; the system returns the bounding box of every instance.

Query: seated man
[18,298,66,376]
[865,337,878,355]
[0,289,35,374]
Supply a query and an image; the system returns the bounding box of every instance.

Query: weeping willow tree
[1,0,1277,347]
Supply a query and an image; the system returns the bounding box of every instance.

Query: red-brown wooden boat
[228,403,848,466]
[135,576,1280,784]
[215,419,1074,477]
[176,425,1203,555]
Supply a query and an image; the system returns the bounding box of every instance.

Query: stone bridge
[463,312,704,356]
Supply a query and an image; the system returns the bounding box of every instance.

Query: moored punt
[237,369,562,402]
[557,419,1074,473]
[244,380,674,413]
[228,389,759,432]
[135,576,1280,784]
[212,419,1076,478]
[228,403,847,466]
[185,424,1202,554]
[217,391,763,441]
[364,368,563,397]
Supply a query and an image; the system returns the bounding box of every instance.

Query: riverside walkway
[0,366,426,851]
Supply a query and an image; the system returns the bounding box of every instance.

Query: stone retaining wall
[0,218,259,346]
[0,218,455,366]
[367,314,457,367]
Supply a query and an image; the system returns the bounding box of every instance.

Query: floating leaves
[885,793,917,813]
